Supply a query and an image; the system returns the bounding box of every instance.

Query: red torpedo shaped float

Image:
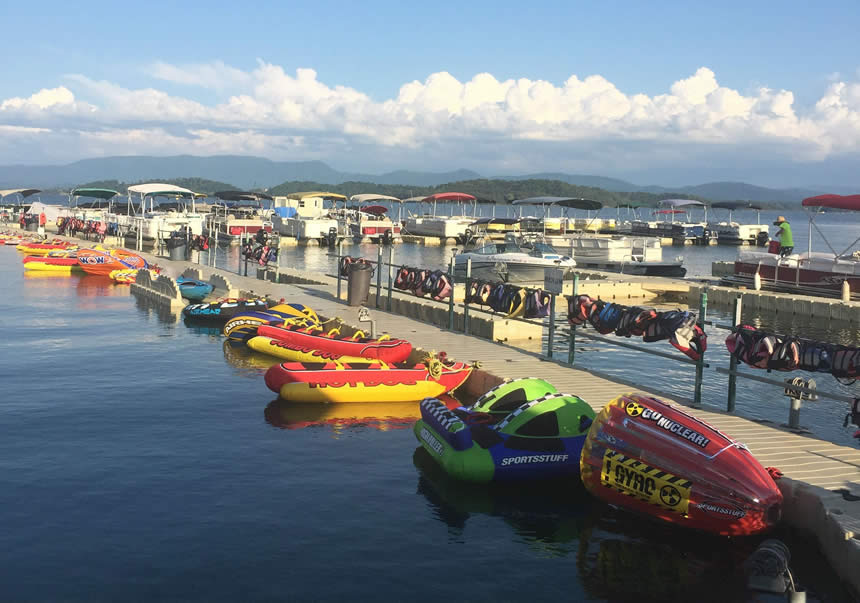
[580,394,783,536]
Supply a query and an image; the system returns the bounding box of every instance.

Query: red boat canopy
[422,192,477,202]
[359,205,388,215]
[802,194,860,211]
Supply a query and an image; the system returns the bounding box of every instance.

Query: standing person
[38,211,47,237]
[772,216,793,257]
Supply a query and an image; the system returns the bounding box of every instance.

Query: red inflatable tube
[257,324,412,363]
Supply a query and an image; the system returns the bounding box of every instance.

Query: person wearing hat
[772,216,793,257]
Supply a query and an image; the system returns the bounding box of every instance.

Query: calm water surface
[0,244,854,601]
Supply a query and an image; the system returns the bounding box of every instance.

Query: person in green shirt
[773,216,793,257]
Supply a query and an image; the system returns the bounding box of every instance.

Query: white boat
[561,234,686,277]
[204,191,273,244]
[730,194,860,298]
[0,188,40,224]
[272,191,344,245]
[402,192,478,240]
[70,187,122,223]
[349,194,402,242]
[454,232,576,283]
[709,201,769,245]
[119,183,206,244]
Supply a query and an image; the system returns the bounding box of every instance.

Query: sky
[1,0,859,187]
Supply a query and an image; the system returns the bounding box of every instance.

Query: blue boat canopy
[711,201,764,210]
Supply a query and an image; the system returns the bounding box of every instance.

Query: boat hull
[580,394,782,536]
[734,259,860,293]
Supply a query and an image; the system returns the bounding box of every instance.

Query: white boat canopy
[127,183,195,197]
[349,194,402,204]
[659,198,705,208]
[283,191,347,201]
[402,196,428,203]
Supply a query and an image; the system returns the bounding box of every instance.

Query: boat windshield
[530,241,558,255]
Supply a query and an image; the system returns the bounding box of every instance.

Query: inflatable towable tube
[414,378,594,483]
[264,357,473,403]
[257,323,412,364]
[183,298,273,323]
[222,304,320,342]
[580,394,783,536]
[176,276,215,302]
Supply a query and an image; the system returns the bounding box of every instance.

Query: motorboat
[632,199,713,245]
[0,189,40,225]
[402,192,480,240]
[113,183,206,246]
[272,191,344,245]
[348,194,402,242]
[562,234,686,277]
[731,194,860,297]
[709,201,769,246]
[204,191,273,245]
[71,188,120,223]
[454,231,576,282]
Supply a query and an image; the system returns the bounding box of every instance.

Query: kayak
[222,304,319,342]
[257,323,413,363]
[580,394,783,536]
[414,380,595,483]
[176,275,214,301]
[264,357,473,403]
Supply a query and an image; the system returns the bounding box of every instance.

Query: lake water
[0,246,855,601]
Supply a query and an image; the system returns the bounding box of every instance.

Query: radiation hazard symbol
[625,401,644,417]
[600,448,692,515]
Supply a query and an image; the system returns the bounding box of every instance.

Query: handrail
[716,367,855,404]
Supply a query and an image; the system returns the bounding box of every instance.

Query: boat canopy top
[127,183,194,197]
[802,194,860,211]
[349,194,402,204]
[71,188,119,200]
[615,201,650,208]
[470,217,520,225]
[214,190,274,202]
[659,198,705,208]
[513,196,603,211]
[0,188,40,199]
[711,201,764,210]
[422,192,477,202]
[283,191,347,201]
[402,196,427,203]
[358,204,388,215]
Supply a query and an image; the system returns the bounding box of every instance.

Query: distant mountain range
[0,154,855,203]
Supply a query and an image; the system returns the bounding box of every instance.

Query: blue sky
[2,0,859,186]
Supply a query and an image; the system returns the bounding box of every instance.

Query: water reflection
[133,294,182,325]
[412,447,590,553]
[222,340,279,373]
[264,398,449,432]
[75,275,130,298]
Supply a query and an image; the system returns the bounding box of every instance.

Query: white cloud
[1,61,860,173]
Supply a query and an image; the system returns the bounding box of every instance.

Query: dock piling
[568,274,578,365]
[376,245,382,309]
[726,294,742,412]
[692,289,708,408]
[464,258,471,335]
[448,256,455,331]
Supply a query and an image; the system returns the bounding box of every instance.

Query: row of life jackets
[339,255,375,277]
[726,324,860,382]
[465,280,552,319]
[567,294,707,361]
[242,241,278,265]
[393,266,452,302]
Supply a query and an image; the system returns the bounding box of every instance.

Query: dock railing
[333,244,712,406]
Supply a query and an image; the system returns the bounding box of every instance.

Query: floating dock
[41,230,860,596]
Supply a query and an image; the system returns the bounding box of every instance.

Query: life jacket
[339,255,354,276]
[478,283,492,305]
[831,347,860,380]
[414,270,434,297]
[432,272,452,301]
[524,289,551,319]
[642,309,678,343]
[567,294,596,326]
[394,266,411,289]
[505,287,526,318]
[489,284,508,313]
[768,337,800,371]
[725,324,760,365]
[671,321,708,361]
[590,301,623,335]
[614,306,644,338]
[630,309,658,337]
[465,280,481,303]
[799,343,832,373]
[750,335,777,369]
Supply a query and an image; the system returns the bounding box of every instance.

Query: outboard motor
[756,231,770,247]
[381,229,393,245]
[325,227,338,247]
